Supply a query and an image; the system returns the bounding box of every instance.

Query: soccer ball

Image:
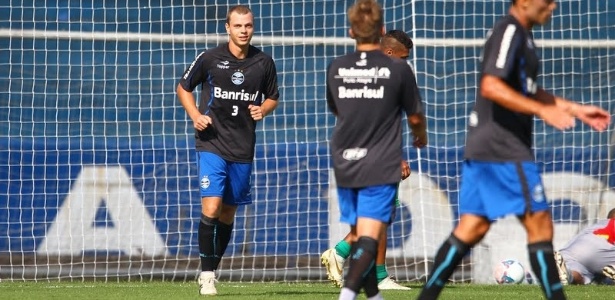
[493,259,526,284]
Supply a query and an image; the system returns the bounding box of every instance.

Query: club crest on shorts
[200,176,210,189]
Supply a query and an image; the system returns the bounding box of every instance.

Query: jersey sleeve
[262,57,280,101]
[481,23,525,79]
[325,61,338,115]
[398,62,423,116]
[179,51,207,92]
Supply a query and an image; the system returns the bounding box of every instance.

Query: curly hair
[381,30,413,50]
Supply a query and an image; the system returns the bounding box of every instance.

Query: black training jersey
[179,43,279,162]
[464,15,542,162]
[327,50,422,188]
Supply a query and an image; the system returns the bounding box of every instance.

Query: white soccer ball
[493,259,526,284]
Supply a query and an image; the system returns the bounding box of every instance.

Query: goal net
[1,0,614,283]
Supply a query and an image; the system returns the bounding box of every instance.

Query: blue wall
[1,138,612,255]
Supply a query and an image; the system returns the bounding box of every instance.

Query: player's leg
[339,184,395,300]
[418,160,492,300]
[603,265,615,281]
[213,160,253,270]
[376,202,411,290]
[195,152,229,295]
[602,237,615,281]
[516,162,566,300]
[375,229,389,282]
[417,214,488,300]
[341,219,383,300]
[521,210,566,299]
[558,257,591,285]
[322,230,354,287]
[554,251,571,285]
[197,196,224,296]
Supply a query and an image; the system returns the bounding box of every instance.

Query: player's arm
[480,27,579,131]
[249,98,278,121]
[536,88,610,132]
[408,113,427,148]
[249,58,280,121]
[177,84,212,131]
[177,51,212,131]
[481,75,573,130]
[399,62,427,148]
[482,75,609,131]
[325,63,338,116]
[400,160,411,180]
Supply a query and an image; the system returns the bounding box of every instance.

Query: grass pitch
[0,281,611,299]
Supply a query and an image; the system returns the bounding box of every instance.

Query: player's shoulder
[202,44,229,57]
[248,45,274,62]
[386,56,413,75]
[190,45,222,63]
[491,15,524,36]
[328,52,357,68]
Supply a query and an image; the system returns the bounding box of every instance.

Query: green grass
[0,281,611,299]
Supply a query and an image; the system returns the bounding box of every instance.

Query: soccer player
[417,0,610,299]
[326,0,427,299]
[321,29,416,291]
[176,5,279,296]
[555,208,615,285]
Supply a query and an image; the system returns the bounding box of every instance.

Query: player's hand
[193,114,212,131]
[249,104,263,121]
[574,105,611,132]
[413,133,427,148]
[537,105,576,131]
[401,160,411,180]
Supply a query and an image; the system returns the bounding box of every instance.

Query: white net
[0,0,614,283]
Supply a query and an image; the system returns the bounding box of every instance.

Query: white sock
[338,287,357,300]
[367,292,384,300]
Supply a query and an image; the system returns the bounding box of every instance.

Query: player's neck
[356,43,380,52]
[228,42,250,60]
[509,7,534,30]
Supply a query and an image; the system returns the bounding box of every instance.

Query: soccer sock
[528,241,566,300]
[198,214,218,272]
[344,236,378,294]
[363,260,380,298]
[375,264,388,283]
[367,293,384,300]
[335,240,352,259]
[418,234,471,300]
[213,221,233,270]
[338,288,357,300]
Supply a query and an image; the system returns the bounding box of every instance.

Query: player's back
[326,50,420,188]
[560,219,615,272]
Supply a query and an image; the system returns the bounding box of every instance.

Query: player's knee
[219,204,238,224]
[453,215,490,244]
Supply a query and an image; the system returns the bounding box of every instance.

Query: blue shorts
[458,160,549,221]
[197,151,252,205]
[337,184,397,225]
